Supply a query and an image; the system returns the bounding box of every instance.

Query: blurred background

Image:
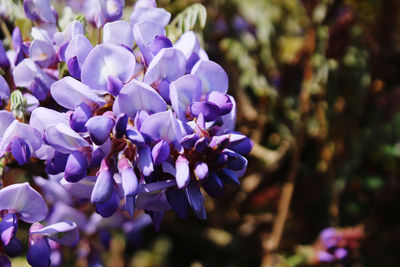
[3,0,400,266]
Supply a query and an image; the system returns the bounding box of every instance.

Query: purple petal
[114,79,167,118]
[11,137,31,165]
[190,101,220,121]
[227,135,253,155]
[138,146,154,176]
[106,75,123,96]
[0,75,10,102]
[317,251,335,262]
[0,120,42,157]
[27,238,51,267]
[138,180,177,193]
[143,48,186,84]
[207,92,233,115]
[50,77,106,109]
[194,162,208,180]
[224,149,247,171]
[140,110,183,148]
[0,182,48,223]
[65,35,93,67]
[99,0,124,22]
[103,20,134,48]
[194,137,209,154]
[150,36,173,55]
[29,107,69,133]
[133,20,166,63]
[64,150,88,182]
[30,221,79,246]
[70,102,93,132]
[135,190,171,212]
[130,6,171,27]
[45,151,68,175]
[30,77,49,100]
[85,116,115,145]
[0,213,18,246]
[33,176,72,205]
[95,190,120,218]
[118,159,139,216]
[4,237,23,258]
[169,74,202,121]
[0,111,15,137]
[60,176,96,199]
[217,168,240,186]
[126,128,145,146]
[23,0,56,23]
[91,159,114,203]
[81,43,135,92]
[175,155,190,189]
[166,188,189,219]
[114,113,128,139]
[191,60,229,94]
[0,41,10,69]
[152,140,170,166]
[334,248,348,260]
[29,39,56,68]
[174,31,200,59]
[215,96,236,135]
[13,59,55,92]
[45,123,89,153]
[202,172,224,197]
[184,182,206,220]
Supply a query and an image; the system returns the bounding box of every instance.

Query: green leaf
[166,3,207,43]
[10,90,27,118]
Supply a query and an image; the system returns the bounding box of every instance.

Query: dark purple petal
[224,149,247,171]
[114,113,128,138]
[70,102,93,132]
[202,172,224,197]
[180,134,199,149]
[103,20,134,47]
[148,211,164,231]
[27,238,51,267]
[228,135,253,155]
[169,74,202,121]
[194,162,208,180]
[114,79,167,118]
[0,255,11,267]
[175,155,190,189]
[0,41,10,69]
[0,213,18,246]
[194,137,209,154]
[30,77,49,100]
[30,221,79,246]
[0,183,48,223]
[126,128,145,146]
[67,56,81,79]
[150,36,173,55]
[190,101,220,122]
[118,158,139,216]
[152,140,170,166]
[106,75,123,96]
[95,190,120,218]
[85,116,115,145]
[207,92,233,115]
[184,182,206,220]
[217,168,240,186]
[191,60,229,94]
[4,237,22,257]
[81,44,135,92]
[136,190,171,212]
[138,146,154,176]
[166,188,189,219]
[45,151,68,175]
[64,150,88,183]
[11,137,31,165]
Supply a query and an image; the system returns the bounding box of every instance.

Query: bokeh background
[3,0,400,266]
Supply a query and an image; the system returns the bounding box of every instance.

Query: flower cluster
[0,0,252,265]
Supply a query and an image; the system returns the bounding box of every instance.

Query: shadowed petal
[166,188,189,219]
[184,182,206,220]
[85,116,115,145]
[0,183,48,223]
[137,146,154,176]
[0,213,18,246]
[91,159,114,203]
[11,137,31,165]
[64,150,88,183]
[152,140,170,166]
[60,176,96,199]
[30,221,79,246]
[26,238,51,267]
[0,75,10,102]
[202,172,224,197]
[95,190,120,218]
[45,123,89,153]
